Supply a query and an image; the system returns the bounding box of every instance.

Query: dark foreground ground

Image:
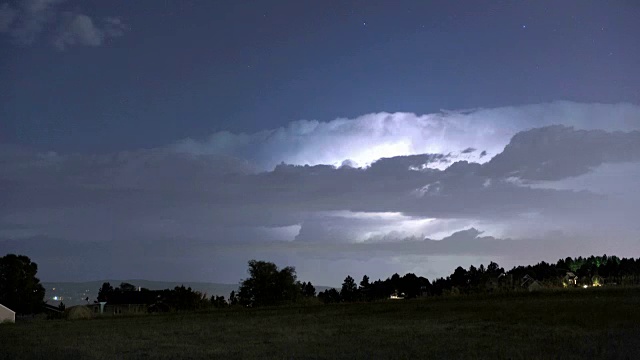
[2,287,640,359]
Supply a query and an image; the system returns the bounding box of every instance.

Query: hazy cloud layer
[1,102,640,284]
[0,0,126,49]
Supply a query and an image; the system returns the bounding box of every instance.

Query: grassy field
[2,287,640,359]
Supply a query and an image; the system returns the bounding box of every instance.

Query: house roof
[0,303,15,314]
[520,275,534,287]
[42,303,63,313]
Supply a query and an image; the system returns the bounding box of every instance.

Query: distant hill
[42,280,333,306]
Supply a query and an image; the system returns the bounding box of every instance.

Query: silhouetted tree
[340,275,358,302]
[487,262,504,277]
[399,273,427,298]
[318,288,341,303]
[119,282,137,292]
[431,277,451,296]
[359,275,370,289]
[301,281,316,297]
[450,266,468,289]
[210,295,227,308]
[359,275,371,300]
[95,281,210,311]
[164,285,208,310]
[229,290,239,306]
[0,254,45,314]
[390,273,401,290]
[238,260,301,307]
[97,282,114,302]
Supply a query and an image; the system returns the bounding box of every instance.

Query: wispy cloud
[0,0,126,49]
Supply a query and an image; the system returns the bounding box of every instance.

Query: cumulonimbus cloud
[173,101,640,171]
[3,122,640,244]
[2,102,640,283]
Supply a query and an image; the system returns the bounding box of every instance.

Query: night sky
[1,0,640,285]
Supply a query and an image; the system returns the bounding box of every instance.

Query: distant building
[520,275,535,288]
[42,303,64,314]
[563,272,578,287]
[521,275,544,292]
[592,275,604,287]
[87,303,147,315]
[527,280,544,292]
[0,303,16,323]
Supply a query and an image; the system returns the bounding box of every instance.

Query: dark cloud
[367,154,451,172]
[1,127,636,233]
[2,124,640,283]
[461,147,476,154]
[483,125,640,181]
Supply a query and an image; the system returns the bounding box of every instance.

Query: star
[363,21,367,26]
[522,25,527,29]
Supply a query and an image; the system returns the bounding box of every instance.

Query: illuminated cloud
[173,101,640,170]
[2,102,640,284]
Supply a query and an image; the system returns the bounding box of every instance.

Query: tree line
[3,253,640,314]
[95,260,319,310]
[97,282,211,311]
[323,255,640,301]
[235,255,640,305]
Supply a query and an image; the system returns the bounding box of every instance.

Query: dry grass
[65,306,92,320]
[1,287,639,359]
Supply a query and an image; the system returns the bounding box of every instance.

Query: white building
[0,303,16,323]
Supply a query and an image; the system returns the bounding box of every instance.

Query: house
[87,303,147,315]
[0,303,16,324]
[563,272,578,287]
[42,303,63,314]
[527,280,544,292]
[87,302,107,314]
[520,275,544,292]
[592,275,604,287]
[520,275,535,288]
[108,304,147,315]
[389,290,405,300]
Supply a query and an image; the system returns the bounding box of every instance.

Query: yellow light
[582,285,588,289]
